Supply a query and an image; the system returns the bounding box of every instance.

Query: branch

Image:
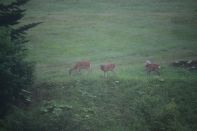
[11,22,43,41]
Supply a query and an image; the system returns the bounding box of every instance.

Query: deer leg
[88,67,92,74]
[68,69,72,76]
[112,70,115,75]
[156,70,160,75]
[147,70,151,75]
[77,68,81,75]
[145,68,149,75]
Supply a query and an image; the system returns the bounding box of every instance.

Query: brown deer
[145,60,160,75]
[100,63,115,77]
[69,61,91,76]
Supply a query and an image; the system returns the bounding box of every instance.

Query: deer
[69,61,91,76]
[100,63,115,77]
[145,60,160,75]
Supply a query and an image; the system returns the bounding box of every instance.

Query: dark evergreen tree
[0,0,41,118]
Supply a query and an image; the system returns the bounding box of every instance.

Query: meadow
[4,0,197,130]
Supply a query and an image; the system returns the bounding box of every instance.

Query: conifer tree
[0,0,41,117]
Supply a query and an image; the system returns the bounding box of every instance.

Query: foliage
[3,79,197,131]
[40,100,73,115]
[4,104,79,131]
[0,0,41,118]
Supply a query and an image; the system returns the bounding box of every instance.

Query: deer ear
[146,60,151,64]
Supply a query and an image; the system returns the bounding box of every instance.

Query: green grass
[23,0,197,83]
[3,0,197,130]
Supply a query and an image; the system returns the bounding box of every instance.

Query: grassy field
[22,0,197,82]
[4,0,197,130]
